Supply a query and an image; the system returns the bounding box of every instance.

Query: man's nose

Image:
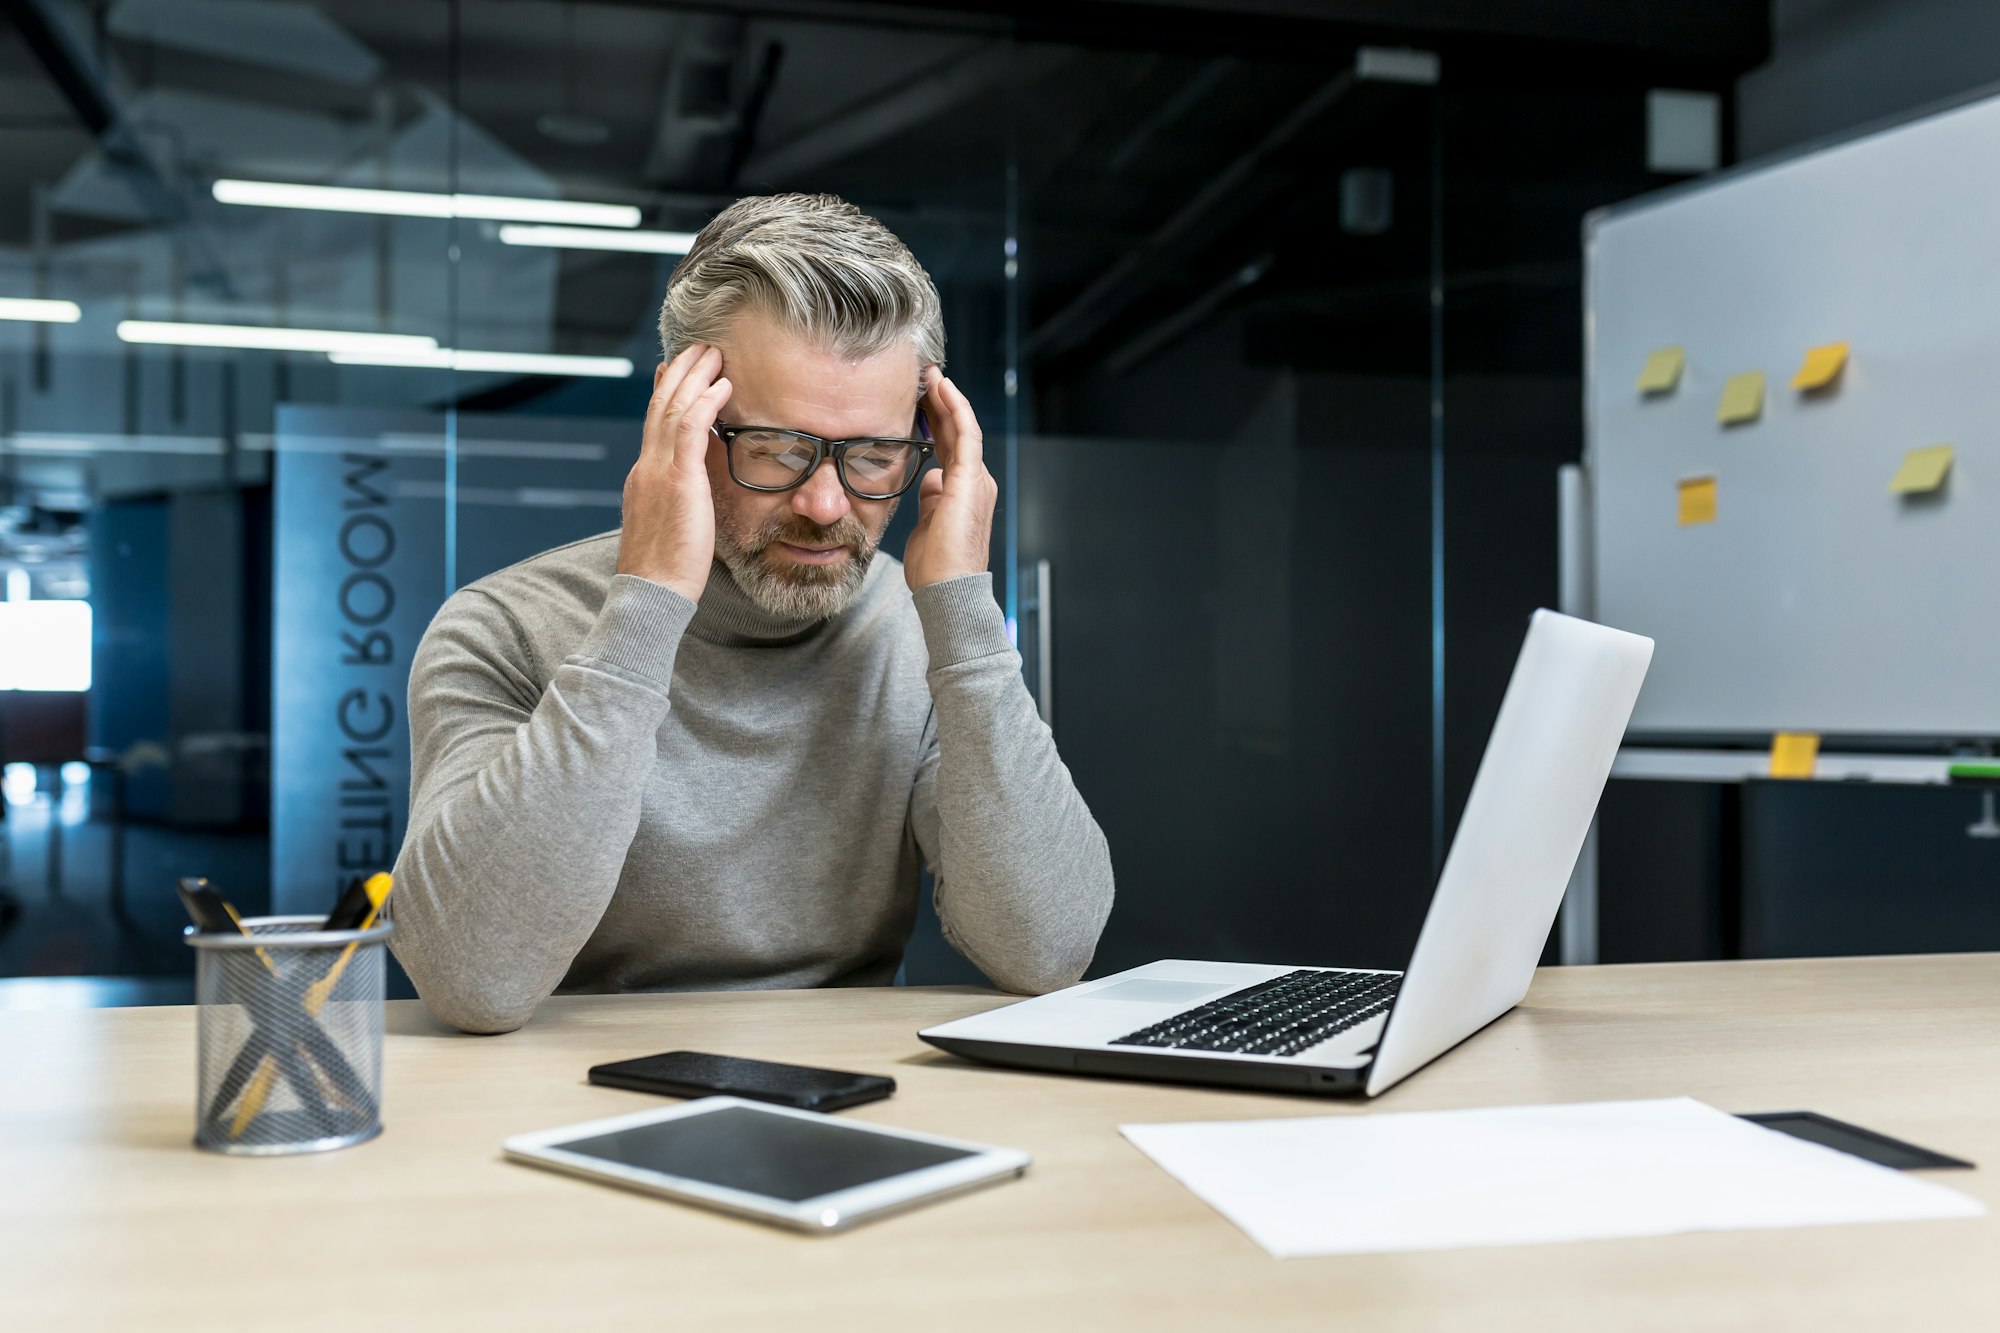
[792,460,852,526]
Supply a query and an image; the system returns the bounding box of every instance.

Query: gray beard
[714,506,893,621]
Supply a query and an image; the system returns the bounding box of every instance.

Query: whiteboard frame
[1582,80,2000,748]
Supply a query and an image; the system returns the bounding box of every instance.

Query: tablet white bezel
[501,1096,1030,1232]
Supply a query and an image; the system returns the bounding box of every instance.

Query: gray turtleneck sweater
[389,531,1114,1034]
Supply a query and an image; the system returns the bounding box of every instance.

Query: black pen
[178,878,348,1132]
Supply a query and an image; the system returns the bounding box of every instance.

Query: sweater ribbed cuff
[573,574,699,686]
[912,572,1012,672]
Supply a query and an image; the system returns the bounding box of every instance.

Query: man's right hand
[617,343,732,603]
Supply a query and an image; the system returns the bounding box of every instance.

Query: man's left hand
[903,372,997,590]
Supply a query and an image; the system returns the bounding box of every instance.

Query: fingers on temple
[640,372,677,461]
[929,377,993,505]
[642,346,721,471]
[936,375,982,474]
[665,345,723,423]
[675,377,732,476]
[644,344,706,450]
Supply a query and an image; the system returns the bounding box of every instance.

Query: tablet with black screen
[504,1097,1029,1232]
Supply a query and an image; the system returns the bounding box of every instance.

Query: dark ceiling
[0,0,1771,389]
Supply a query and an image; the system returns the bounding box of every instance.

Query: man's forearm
[912,574,1115,993]
[392,576,695,1032]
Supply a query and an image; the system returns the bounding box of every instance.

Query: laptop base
[921,1033,1371,1097]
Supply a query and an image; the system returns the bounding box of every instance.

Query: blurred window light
[2,763,35,805]
[497,223,697,255]
[328,348,634,377]
[0,297,82,323]
[60,760,90,786]
[212,179,641,228]
[0,601,92,691]
[117,321,438,356]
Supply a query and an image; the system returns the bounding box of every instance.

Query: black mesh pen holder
[185,915,392,1155]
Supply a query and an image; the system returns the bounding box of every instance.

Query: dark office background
[2,0,1995,1007]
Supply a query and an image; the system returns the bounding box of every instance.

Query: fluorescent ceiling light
[0,298,82,323]
[328,348,634,378]
[118,320,438,355]
[498,223,697,254]
[453,195,640,228]
[212,179,641,228]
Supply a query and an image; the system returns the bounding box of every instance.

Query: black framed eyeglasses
[712,417,934,501]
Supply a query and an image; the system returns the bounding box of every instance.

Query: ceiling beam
[2,0,235,296]
[583,0,1767,71]
[740,41,1065,185]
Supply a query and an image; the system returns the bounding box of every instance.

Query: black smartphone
[587,1051,895,1112]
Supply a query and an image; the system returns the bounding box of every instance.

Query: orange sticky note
[1889,444,1954,495]
[1678,476,1717,526]
[1717,372,1764,425]
[1636,346,1685,394]
[1790,341,1849,391]
[1770,732,1820,779]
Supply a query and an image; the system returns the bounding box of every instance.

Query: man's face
[707,307,923,620]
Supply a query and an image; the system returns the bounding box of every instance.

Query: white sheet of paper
[1120,1098,1982,1258]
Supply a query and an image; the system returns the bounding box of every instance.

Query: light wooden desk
[6,955,1996,1332]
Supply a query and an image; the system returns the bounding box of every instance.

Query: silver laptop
[920,609,1653,1098]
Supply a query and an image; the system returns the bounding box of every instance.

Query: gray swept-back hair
[658,193,945,370]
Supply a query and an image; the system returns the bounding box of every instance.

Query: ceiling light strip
[497,223,698,254]
[328,348,634,378]
[117,321,439,354]
[212,179,641,229]
[0,298,83,323]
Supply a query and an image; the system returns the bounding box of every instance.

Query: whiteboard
[1586,90,2000,741]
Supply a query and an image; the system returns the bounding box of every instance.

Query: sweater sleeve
[906,573,1115,994]
[389,574,696,1034]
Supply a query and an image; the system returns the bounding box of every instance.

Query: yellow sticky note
[1636,346,1685,394]
[1889,444,1954,495]
[1716,371,1765,425]
[1790,341,1849,391]
[1678,476,1717,526]
[1770,732,1820,779]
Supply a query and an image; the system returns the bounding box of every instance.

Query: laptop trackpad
[1085,980,1229,1005]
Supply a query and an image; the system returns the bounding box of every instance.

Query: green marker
[1947,761,2000,782]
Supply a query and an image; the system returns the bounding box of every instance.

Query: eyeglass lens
[730,430,923,498]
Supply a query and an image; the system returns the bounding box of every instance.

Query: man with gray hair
[390,193,1114,1034]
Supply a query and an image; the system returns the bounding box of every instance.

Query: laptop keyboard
[1108,969,1402,1058]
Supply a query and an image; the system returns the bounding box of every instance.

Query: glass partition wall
[1,1,464,1000]
[1006,46,1443,977]
[1,1,1711,1001]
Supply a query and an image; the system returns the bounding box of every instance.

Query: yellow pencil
[230,873,392,1138]
[303,873,393,1015]
[229,1056,278,1138]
